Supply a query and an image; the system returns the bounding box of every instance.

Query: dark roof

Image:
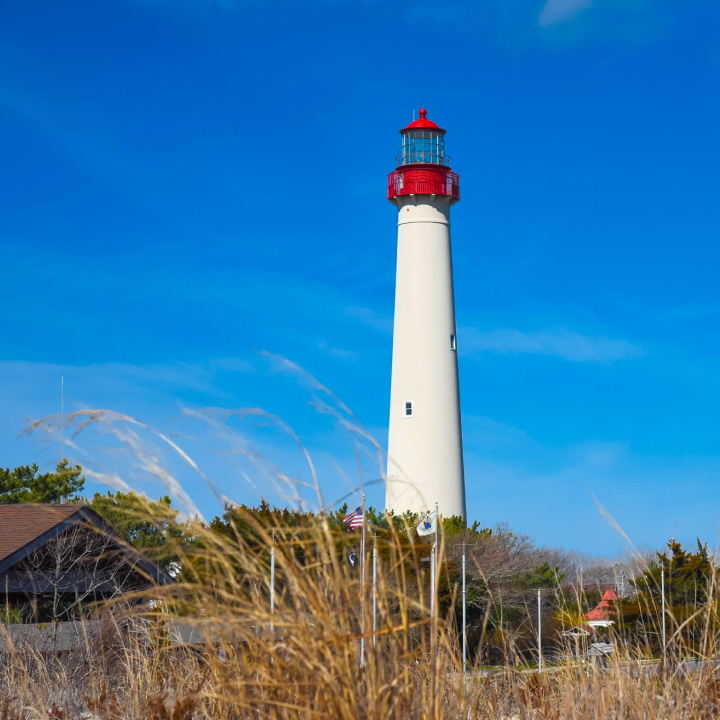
[0,504,174,585]
[0,504,82,564]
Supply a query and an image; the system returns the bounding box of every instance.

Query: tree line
[1,462,714,663]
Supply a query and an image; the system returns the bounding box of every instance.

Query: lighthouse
[385,108,466,520]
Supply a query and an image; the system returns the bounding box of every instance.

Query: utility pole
[270,531,275,637]
[661,568,666,654]
[372,533,377,647]
[537,589,542,672]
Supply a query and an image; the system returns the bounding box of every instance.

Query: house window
[404,401,413,417]
[450,333,456,351]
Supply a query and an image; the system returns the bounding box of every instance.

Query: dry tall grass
[3,504,720,719]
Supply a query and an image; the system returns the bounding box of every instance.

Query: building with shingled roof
[0,504,173,623]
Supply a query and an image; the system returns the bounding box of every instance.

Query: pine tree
[0,460,84,504]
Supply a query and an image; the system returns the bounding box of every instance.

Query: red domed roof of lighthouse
[401,107,446,134]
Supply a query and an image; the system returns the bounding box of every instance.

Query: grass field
[3,505,720,720]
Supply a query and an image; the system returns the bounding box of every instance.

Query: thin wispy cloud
[0,82,134,177]
[317,340,358,361]
[538,0,592,27]
[0,359,254,417]
[461,328,642,363]
[130,0,250,9]
[124,0,678,50]
[667,305,720,320]
[463,422,720,553]
[345,306,393,335]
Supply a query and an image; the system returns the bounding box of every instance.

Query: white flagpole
[462,541,467,676]
[430,511,436,620]
[433,502,439,621]
[432,502,440,719]
[372,533,377,647]
[430,550,435,619]
[360,493,366,669]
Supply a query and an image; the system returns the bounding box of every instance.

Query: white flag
[416,511,437,537]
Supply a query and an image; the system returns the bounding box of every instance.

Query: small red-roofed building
[562,589,619,661]
[585,588,618,628]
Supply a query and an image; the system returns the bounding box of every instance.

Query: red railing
[387,165,460,201]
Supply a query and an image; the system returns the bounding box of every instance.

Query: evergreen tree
[618,538,713,655]
[89,490,194,575]
[0,461,84,504]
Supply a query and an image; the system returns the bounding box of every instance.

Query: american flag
[343,506,364,530]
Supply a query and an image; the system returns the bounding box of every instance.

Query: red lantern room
[388,108,460,201]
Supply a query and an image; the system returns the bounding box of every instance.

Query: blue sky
[1,0,720,554]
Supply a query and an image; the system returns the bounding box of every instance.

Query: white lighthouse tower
[385,108,466,520]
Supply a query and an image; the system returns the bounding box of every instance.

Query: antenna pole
[61,375,64,463]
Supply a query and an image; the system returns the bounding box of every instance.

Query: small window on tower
[404,401,413,417]
[450,334,456,351]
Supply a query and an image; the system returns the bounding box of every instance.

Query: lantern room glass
[400,130,446,166]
